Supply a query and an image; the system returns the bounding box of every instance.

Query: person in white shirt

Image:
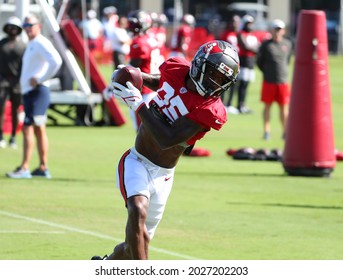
[108,16,131,69]
[6,14,62,179]
[78,9,104,51]
[102,6,118,38]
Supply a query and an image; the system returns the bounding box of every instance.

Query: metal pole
[81,0,91,87]
[338,0,343,54]
[56,0,70,24]
[15,0,29,20]
[36,0,92,94]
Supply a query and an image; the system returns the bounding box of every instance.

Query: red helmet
[190,40,240,98]
[127,10,152,34]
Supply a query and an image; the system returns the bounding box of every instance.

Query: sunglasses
[22,22,38,28]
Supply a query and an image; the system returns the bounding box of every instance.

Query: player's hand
[112,81,144,112]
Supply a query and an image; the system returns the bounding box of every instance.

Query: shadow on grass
[228,201,343,210]
[177,171,285,178]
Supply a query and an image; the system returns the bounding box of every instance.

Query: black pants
[0,86,21,138]
[237,80,249,110]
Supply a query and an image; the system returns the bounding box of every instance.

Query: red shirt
[238,30,259,58]
[130,34,160,94]
[150,57,227,146]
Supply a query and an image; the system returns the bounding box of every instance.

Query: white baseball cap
[272,19,285,29]
[3,16,22,34]
[87,9,97,19]
[242,15,254,25]
[103,6,117,15]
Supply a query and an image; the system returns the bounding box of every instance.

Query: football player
[92,40,240,260]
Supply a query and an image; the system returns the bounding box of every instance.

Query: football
[111,65,143,90]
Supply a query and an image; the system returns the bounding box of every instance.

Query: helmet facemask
[191,59,236,98]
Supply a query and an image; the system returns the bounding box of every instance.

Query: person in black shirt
[256,19,292,140]
[0,17,26,149]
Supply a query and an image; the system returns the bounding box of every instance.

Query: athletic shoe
[31,168,52,179]
[239,106,253,114]
[9,137,17,149]
[91,255,108,260]
[263,132,271,140]
[6,167,32,179]
[226,106,239,115]
[0,139,6,148]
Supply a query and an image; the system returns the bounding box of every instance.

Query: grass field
[0,56,342,260]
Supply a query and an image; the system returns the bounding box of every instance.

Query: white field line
[0,210,199,260]
[0,230,65,234]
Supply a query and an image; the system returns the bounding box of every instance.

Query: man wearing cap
[256,19,292,140]
[6,14,62,179]
[0,17,26,149]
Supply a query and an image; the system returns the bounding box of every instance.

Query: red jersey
[150,57,227,146]
[238,30,259,58]
[130,34,160,94]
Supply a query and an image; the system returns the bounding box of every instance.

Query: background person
[220,14,241,114]
[6,14,62,179]
[256,19,292,140]
[169,13,195,59]
[148,12,168,66]
[102,6,118,38]
[108,16,131,69]
[0,16,26,149]
[236,15,259,114]
[78,9,104,52]
[92,40,240,260]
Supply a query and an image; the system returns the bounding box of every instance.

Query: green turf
[0,56,342,260]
